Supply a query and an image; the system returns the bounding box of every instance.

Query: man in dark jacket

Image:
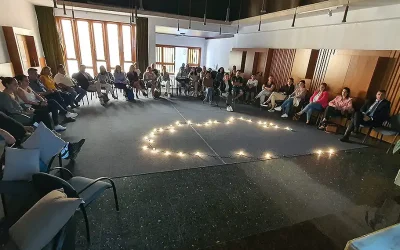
[340,90,391,142]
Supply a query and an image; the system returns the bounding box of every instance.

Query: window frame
[56,17,136,76]
[156,44,201,75]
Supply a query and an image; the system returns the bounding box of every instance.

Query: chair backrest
[32,173,78,199]
[389,114,400,131]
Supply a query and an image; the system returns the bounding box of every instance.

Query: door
[175,47,188,75]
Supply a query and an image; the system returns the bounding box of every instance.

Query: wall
[205,37,235,70]
[235,3,400,50]
[155,33,206,65]
[0,0,43,64]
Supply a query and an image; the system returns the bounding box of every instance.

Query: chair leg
[80,204,91,244]
[108,179,120,212]
[387,133,399,154]
[363,128,372,143]
[1,194,7,217]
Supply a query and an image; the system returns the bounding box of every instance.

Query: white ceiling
[155,26,235,39]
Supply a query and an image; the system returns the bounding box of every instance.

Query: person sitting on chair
[200,66,207,82]
[231,71,244,101]
[0,112,85,160]
[245,74,258,104]
[275,80,307,118]
[229,65,237,79]
[95,65,118,105]
[71,65,97,93]
[54,64,87,106]
[39,66,77,109]
[133,62,141,78]
[255,75,276,106]
[189,68,200,97]
[340,90,391,142]
[221,73,233,112]
[318,87,354,130]
[143,66,157,97]
[127,64,147,99]
[264,77,295,112]
[113,65,130,99]
[160,66,171,98]
[294,83,329,124]
[15,74,77,127]
[0,77,68,131]
[202,72,214,105]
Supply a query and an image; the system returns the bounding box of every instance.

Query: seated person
[15,74,77,127]
[71,64,97,92]
[143,66,157,97]
[133,62,142,78]
[200,66,207,83]
[189,68,200,97]
[229,65,237,79]
[231,71,244,101]
[294,83,329,124]
[245,74,258,104]
[340,90,391,142]
[96,65,118,105]
[127,64,147,99]
[160,66,171,97]
[264,77,295,111]
[275,80,307,118]
[0,113,85,161]
[221,73,233,112]
[39,66,77,109]
[28,68,72,113]
[202,72,214,104]
[113,65,130,98]
[176,64,190,95]
[54,64,87,106]
[318,87,354,130]
[151,63,160,78]
[255,75,276,106]
[0,77,67,132]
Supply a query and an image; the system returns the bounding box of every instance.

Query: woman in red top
[294,83,329,124]
[318,87,354,130]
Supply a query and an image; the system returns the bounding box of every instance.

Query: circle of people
[0,62,391,143]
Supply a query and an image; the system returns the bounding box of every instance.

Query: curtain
[136,17,149,73]
[35,6,65,75]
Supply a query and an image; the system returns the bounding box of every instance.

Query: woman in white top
[245,74,258,103]
[15,75,74,131]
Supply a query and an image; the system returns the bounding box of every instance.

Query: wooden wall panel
[311,49,335,92]
[324,54,351,97]
[243,51,255,79]
[254,50,273,85]
[269,49,296,88]
[377,51,400,115]
[291,49,319,84]
[343,56,378,99]
[229,51,245,71]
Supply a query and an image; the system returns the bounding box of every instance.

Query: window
[57,17,136,76]
[156,45,201,74]
[155,45,175,74]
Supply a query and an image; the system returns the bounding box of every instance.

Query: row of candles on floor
[141,117,335,160]
[141,145,336,160]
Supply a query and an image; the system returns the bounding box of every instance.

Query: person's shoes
[260,103,269,107]
[74,101,81,107]
[268,109,275,112]
[227,105,233,112]
[274,106,282,111]
[65,112,78,118]
[340,136,350,142]
[112,94,118,100]
[281,114,288,118]
[63,117,76,123]
[293,113,301,121]
[67,139,86,160]
[143,92,148,97]
[318,125,326,130]
[54,124,67,132]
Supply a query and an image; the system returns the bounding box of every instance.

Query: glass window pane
[124,63,132,73]
[107,23,120,68]
[77,21,93,67]
[156,47,162,62]
[61,20,76,58]
[163,47,174,63]
[122,26,132,61]
[166,65,175,74]
[93,23,105,60]
[66,59,79,76]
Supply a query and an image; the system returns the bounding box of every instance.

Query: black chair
[363,114,400,153]
[32,169,119,244]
